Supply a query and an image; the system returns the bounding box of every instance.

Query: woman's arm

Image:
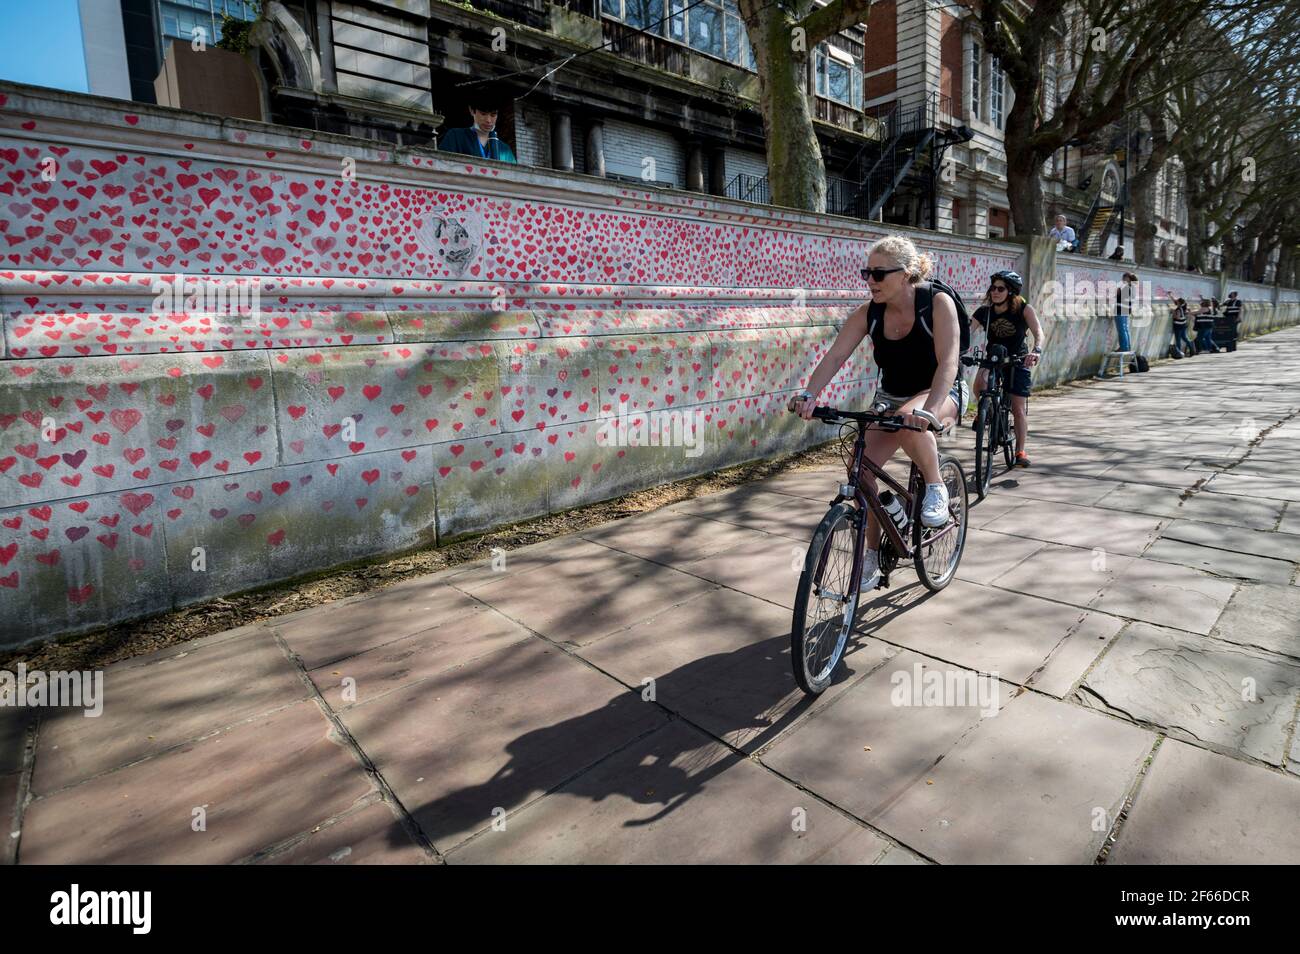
[1023,304,1045,367]
[790,303,870,419]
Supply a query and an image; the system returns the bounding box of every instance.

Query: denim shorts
[872,380,964,415]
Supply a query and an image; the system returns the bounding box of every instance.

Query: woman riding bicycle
[787,236,963,592]
[971,269,1043,467]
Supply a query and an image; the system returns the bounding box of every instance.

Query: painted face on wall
[427,214,480,275]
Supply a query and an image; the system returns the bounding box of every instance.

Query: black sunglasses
[990,284,1009,292]
[861,266,905,282]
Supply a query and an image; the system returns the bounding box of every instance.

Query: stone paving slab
[954,528,1045,585]
[275,583,491,670]
[309,607,535,709]
[876,844,933,864]
[1087,554,1238,635]
[1141,538,1295,584]
[751,467,843,501]
[1205,471,1300,501]
[1091,462,1217,490]
[985,472,1119,507]
[1281,505,1300,536]
[867,690,1155,865]
[578,585,895,753]
[1159,518,1300,562]
[760,649,994,827]
[1210,583,1300,660]
[694,492,841,542]
[336,639,666,852]
[465,542,719,646]
[966,493,1025,526]
[855,579,1094,684]
[979,498,1167,557]
[20,701,373,864]
[438,534,626,594]
[1094,482,1286,530]
[665,486,795,521]
[676,535,806,610]
[1108,739,1300,864]
[990,541,1122,610]
[255,800,430,865]
[445,721,894,864]
[32,626,308,796]
[1078,621,1300,767]
[1023,612,1127,699]
[576,509,757,564]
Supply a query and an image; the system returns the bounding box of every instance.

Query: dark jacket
[440,126,517,163]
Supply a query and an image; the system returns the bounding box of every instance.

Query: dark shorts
[979,365,1032,398]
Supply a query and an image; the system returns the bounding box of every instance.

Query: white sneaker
[858,549,881,593]
[921,483,950,528]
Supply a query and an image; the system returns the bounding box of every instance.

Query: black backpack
[867,279,973,354]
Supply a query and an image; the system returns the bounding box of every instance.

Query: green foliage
[215,3,262,54]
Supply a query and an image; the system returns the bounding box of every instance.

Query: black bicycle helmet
[991,270,1023,295]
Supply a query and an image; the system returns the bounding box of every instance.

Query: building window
[816,43,862,108]
[603,0,759,72]
[625,0,665,34]
[990,55,1004,129]
[690,3,723,57]
[970,41,981,121]
[158,0,258,44]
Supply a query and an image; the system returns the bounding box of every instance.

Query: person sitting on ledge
[439,89,518,164]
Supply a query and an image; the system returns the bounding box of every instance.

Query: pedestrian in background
[1193,299,1218,353]
[1113,272,1137,352]
[439,87,518,164]
[1048,214,1077,252]
[1166,292,1192,356]
[1221,292,1243,351]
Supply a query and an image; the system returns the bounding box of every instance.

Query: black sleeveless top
[869,302,939,397]
[973,301,1028,354]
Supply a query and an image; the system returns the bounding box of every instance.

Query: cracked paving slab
[1077,621,1300,767]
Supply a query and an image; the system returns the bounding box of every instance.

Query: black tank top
[974,302,1028,354]
[869,303,939,397]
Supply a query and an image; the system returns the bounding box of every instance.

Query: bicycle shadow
[372,570,947,860]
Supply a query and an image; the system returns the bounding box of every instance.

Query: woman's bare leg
[895,390,957,484]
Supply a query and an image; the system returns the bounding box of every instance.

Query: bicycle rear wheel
[972,396,994,500]
[913,456,969,591]
[791,502,860,695]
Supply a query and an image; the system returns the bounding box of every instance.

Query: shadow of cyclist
[373,574,940,859]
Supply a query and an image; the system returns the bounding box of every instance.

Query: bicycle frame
[810,417,961,597]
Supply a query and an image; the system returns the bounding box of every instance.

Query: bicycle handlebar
[806,404,929,432]
[961,348,1030,369]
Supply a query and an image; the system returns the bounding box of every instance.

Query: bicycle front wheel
[972,397,994,500]
[913,456,969,591]
[791,502,860,695]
